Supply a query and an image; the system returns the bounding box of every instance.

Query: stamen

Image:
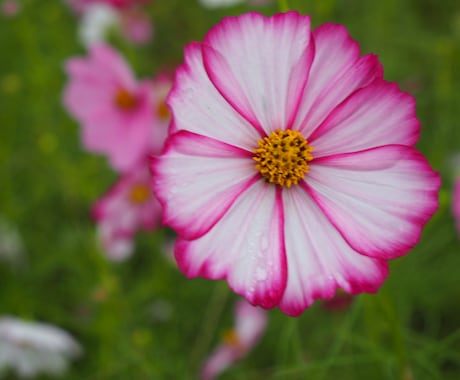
[156,100,170,120]
[222,329,240,348]
[253,129,313,188]
[129,183,151,205]
[114,88,138,110]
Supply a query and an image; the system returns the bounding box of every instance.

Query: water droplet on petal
[256,267,267,281]
[260,235,269,252]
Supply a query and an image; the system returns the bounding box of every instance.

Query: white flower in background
[0,317,82,378]
[0,217,25,267]
[78,3,119,47]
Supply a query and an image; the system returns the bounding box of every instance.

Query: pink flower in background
[67,0,149,13]
[63,44,158,172]
[151,72,173,144]
[92,160,162,260]
[453,179,460,234]
[120,6,153,45]
[1,0,20,16]
[152,12,440,316]
[201,299,267,380]
[0,316,81,378]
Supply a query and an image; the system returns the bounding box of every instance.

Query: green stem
[376,289,408,378]
[189,282,230,370]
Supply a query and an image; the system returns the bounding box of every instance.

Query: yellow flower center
[253,129,313,188]
[222,329,240,348]
[114,88,138,110]
[156,100,170,120]
[129,183,151,205]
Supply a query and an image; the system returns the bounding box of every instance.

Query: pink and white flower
[453,178,460,235]
[0,316,81,378]
[152,12,440,316]
[63,44,158,172]
[201,299,267,380]
[92,159,162,260]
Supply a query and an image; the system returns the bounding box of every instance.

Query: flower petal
[235,299,267,348]
[306,146,440,259]
[201,345,237,380]
[309,80,420,156]
[279,186,389,316]
[152,131,258,240]
[175,182,286,309]
[292,23,383,137]
[168,42,260,151]
[202,11,314,133]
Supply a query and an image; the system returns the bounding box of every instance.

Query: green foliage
[0,0,459,379]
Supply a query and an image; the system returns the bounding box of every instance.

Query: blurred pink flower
[453,179,460,234]
[152,12,440,316]
[1,0,20,16]
[63,44,158,172]
[92,160,162,260]
[321,290,354,312]
[120,6,153,45]
[0,316,81,378]
[67,0,149,13]
[201,299,267,380]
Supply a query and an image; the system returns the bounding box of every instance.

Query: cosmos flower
[201,299,267,380]
[152,12,440,316]
[92,159,162,260]
[453,179,460,235]
[0,316,81,378]
[63,44,158,172]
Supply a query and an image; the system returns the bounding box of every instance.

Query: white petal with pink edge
[152,131,258,240]
[203,12,314,133]
[175,182,286,309]
[306,145,440,260]
[309,80,420,157]
[292,23,383,137]
[279,186,389,316]
[168,42,260,150]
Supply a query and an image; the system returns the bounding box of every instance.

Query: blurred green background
[1,0,460,379]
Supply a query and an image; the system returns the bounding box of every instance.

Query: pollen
[129,183,151,205]
[156,100,170,120]
[222,329,240,348]
[253,129,313,188]
[114,88,138,110]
